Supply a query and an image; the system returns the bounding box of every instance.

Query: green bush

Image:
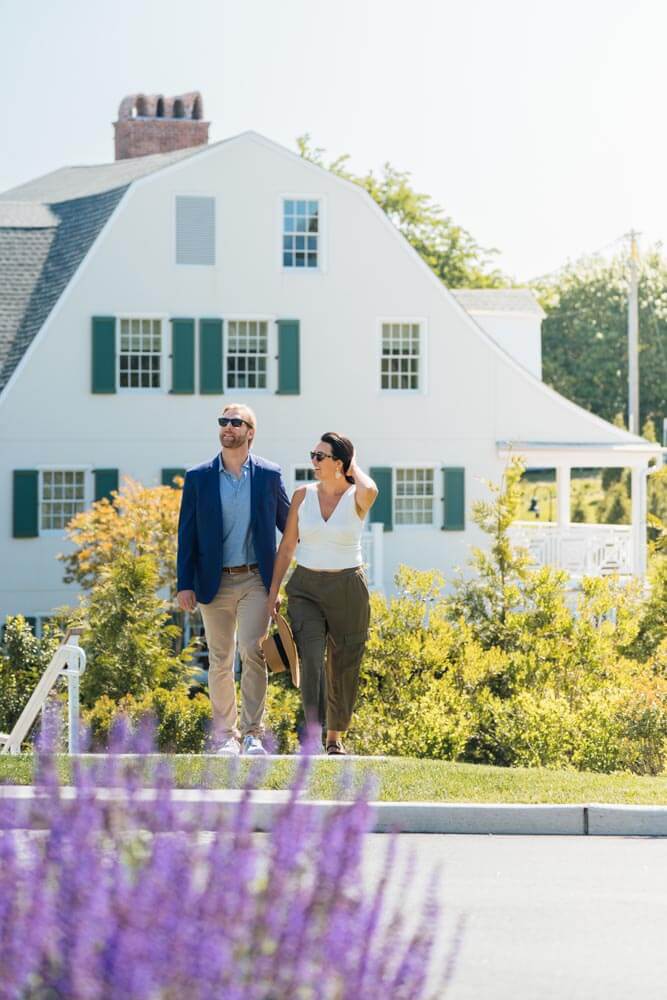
[83,677,302,754]
[0,617,62,737]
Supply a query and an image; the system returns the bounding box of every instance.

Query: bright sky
[1,0,666,282]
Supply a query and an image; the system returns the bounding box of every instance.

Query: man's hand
[266,592,282,621]
[177,590,197,613]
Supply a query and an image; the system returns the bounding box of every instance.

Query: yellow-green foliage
[83,678,301,755]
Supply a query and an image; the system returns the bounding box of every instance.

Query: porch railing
[508,521,633,576]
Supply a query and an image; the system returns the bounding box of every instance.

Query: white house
[0,93,661,632]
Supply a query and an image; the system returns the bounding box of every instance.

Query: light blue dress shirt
[219,455,256,567]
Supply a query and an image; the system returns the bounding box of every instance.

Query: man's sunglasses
[310,451,335,462]
[218,417,251,428]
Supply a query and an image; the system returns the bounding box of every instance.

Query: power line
[527,234,628,284]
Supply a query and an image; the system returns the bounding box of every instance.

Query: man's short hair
[221,402,257,430]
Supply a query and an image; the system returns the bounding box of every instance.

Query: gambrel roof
[0,147,206,394]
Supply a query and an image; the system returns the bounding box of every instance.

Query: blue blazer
[177,453,290,603]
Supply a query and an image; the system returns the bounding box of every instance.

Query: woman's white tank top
[295,484,364,570]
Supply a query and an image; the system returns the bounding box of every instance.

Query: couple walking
[176,403,378,756]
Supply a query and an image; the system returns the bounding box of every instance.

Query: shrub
[0,616,62,735]
[84,679,302,754]
[81,551,194,706]
[0,721,450,999]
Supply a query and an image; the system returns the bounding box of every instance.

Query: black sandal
[326,740,346,756]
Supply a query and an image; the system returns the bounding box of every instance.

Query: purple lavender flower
[0,714,457,998]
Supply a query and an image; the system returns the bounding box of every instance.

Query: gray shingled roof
[0,145,209,395]
[452,288,545,317]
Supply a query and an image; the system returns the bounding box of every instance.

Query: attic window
[175,196,215,266]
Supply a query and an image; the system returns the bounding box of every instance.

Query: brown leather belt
[222,563,259,575]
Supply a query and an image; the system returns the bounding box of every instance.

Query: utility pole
[626,230,640,434]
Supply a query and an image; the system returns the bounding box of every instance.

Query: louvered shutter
[171,319,195,394]
[276,319,300,394]
[199,319,223,394]
[91,316,116,393]
[369,467,393,532]
[94,469,119,502]
[442,467,465,530]
[13,470,39,538]
[175,196,215,265]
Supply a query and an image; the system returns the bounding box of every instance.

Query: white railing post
[65,634,87,754]
[371,521,384,591]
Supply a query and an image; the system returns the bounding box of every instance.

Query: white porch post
[631,466,647,577]
[556,465,570,528]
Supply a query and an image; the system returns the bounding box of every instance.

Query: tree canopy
[536,250,667,430]
[297,134,508,289]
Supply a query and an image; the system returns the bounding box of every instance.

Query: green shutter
[171,319,195,394]
[91,316,116,393]
[276,319,300,395]
[199,319,223,394]
[94,469,118,502]
[162,468,186,487]
[13,470,38,538]
[442,467,465,530]
[369,467,393,532]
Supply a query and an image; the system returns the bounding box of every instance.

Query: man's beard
[222,434,249,450]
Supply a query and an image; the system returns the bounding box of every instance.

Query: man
[176,403,290,755]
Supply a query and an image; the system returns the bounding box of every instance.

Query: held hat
[261,613,300,687]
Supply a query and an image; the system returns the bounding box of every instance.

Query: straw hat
[261,613,300,687]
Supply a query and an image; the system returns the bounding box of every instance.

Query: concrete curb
[4,787,667,835]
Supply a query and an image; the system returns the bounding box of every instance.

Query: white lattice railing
[508,521,634,576]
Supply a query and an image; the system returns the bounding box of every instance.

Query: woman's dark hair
[321,432,355,484]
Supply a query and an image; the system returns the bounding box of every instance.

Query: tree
[537,251,667,429]
[81,551,192,706]
[297,134,508,289]
[60,477,182,597]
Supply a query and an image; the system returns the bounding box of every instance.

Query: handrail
[0,630,87,755]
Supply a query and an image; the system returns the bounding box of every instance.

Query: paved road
[363,834,667,999]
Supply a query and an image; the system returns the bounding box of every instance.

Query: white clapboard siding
[175,195,215,265]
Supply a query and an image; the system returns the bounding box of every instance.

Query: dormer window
[282,199,319,269]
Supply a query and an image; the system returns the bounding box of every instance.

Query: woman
[267,433,378,755]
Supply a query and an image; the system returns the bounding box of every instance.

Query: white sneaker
[243,735,267,756]
[216,737,241,756]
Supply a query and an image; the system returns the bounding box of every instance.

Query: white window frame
[279,194,327,273]
[173,193,216,268]
[117,315,169,395]
[392,463,438,529]
[291,464,317,492]
[224,315,275,394]
[37,466,92,537]
[2,613,53,640]
[377,317,427,394]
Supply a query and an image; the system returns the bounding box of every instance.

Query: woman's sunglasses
[310,451,335,462]
[218,417,251,428]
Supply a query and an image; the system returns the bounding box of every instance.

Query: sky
[1,0,666,282]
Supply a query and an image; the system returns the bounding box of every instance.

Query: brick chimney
[114,91,209,160]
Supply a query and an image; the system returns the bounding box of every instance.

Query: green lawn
[3,755,667,804]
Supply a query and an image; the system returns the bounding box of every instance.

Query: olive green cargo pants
[285,565,370,732]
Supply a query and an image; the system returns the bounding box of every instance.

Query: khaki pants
[286,565,370,732]
[199,568,269,742]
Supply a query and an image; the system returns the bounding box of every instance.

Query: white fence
[508,522,633,577]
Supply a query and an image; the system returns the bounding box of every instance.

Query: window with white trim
[119,318,162,389]
[226,320,269,390]
[395,468,435,525]
[283,199,319,268]
[40,471,86,531]
[293,466,316,489]
[381,322,421,390]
